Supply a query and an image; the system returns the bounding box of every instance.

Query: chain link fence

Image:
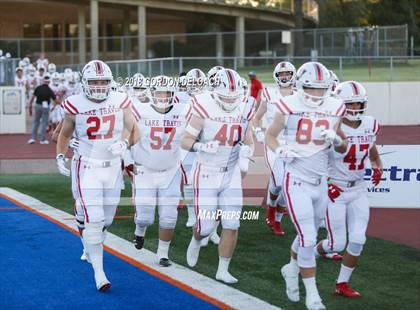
[0,25,409,65]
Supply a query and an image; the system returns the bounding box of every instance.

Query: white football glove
[193,140,220,154]
[108,139,129,156]
[56,154,70,177]
[238,144,253,173]
[275,146,299,164]
[69,138,79,150]
[254,127,265,143]
[320,129,343,146]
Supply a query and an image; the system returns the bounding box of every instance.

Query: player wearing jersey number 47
[56,60,138,292]
[315,81,383,298]
[266,62,348,310]
[253,61,296,236]
[130,75,191,267]
[181,68,256,284]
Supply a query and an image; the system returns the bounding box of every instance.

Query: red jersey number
[87,115,115,140]
[214,124,242,146]
[150,127,176,150]
[296,118,329,145]
[343,144,369,170]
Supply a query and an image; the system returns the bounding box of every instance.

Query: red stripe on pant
[76,157,89,223]
[284,172,304,246]
[193,164,201,235]
[325,207,334,250]
[180,162,188,185]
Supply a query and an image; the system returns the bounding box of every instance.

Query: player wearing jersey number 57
[315,81,383,298]
[130,75,190,267]
[181,68,256,284]
[266,62,348,310]
[56,60,138,292]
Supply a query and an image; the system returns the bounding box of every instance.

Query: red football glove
[372,168,383,186]
[328,183,343,202]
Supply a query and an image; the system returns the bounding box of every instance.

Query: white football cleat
[95,271,111,292]
[215,270,238,284]
[210,231,220,245]
[186,236,201,267]
[281,264,300,302]
[305,293,326,310]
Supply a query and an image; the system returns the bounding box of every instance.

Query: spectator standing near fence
[27,75,57,145]
[248,71,263,102]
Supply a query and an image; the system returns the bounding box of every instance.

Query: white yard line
[0,187,281,310]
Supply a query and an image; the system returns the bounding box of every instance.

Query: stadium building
[0,0,318,63]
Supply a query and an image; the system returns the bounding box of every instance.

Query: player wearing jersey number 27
[266,62,348,310]
[56,60,138,292]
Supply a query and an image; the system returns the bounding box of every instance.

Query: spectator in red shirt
[248,71,263,101]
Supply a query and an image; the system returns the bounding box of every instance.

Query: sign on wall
[2,88,22,115]
[365,145,420,209]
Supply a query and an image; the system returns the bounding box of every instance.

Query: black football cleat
[134,235,144,250]
[159,258,172,267]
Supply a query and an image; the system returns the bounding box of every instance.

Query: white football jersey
[329,116,379,182]
[192,92,256,169]
[131,100,191,170]
[14,76,27,88]
[64,82,80,98]
[62,91,130,160]
[261,86,293,125]
[174,91,191,105]
[276,93,345,179]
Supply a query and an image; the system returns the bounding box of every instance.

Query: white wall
[364,82,420,126]
[265,82,420,126]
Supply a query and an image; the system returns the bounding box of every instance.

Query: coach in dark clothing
[28,75,57,144]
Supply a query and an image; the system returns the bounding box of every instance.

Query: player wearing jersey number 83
[266,62,348,310]
[56,59,139,292]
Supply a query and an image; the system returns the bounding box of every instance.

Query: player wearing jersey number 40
[315,80,383,299]
[266,61,348,310]
[181,68,256,284]
[56,59,138,292]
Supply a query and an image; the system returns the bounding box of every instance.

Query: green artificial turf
[1,173,419,309]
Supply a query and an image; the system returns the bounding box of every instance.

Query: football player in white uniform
[181,68,256,284]
[49,72,65,128]
[48,63,56,75]
[26,64,37,104]
[253,61,295,236]
[130,75,190,267]
[56,60,137,292]
[266,62,348,310]
[35,63,46,86]
[14,67,28,91]
[315,81,382,298]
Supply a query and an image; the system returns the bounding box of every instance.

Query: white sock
[289,256,299,273]
[135,225,147,237]
[191,235,201,247]
[187,206,195,220]
[337,264,354,283]
[86,242,104,275]
[157,239,171,260]
[275,211,283,222]
[217,256,231,273]
[302,277,318,295]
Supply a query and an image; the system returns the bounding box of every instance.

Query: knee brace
[347,242,364,257]
[159,218,177,230]
[83,221,105,245]
[298,246,316,268]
